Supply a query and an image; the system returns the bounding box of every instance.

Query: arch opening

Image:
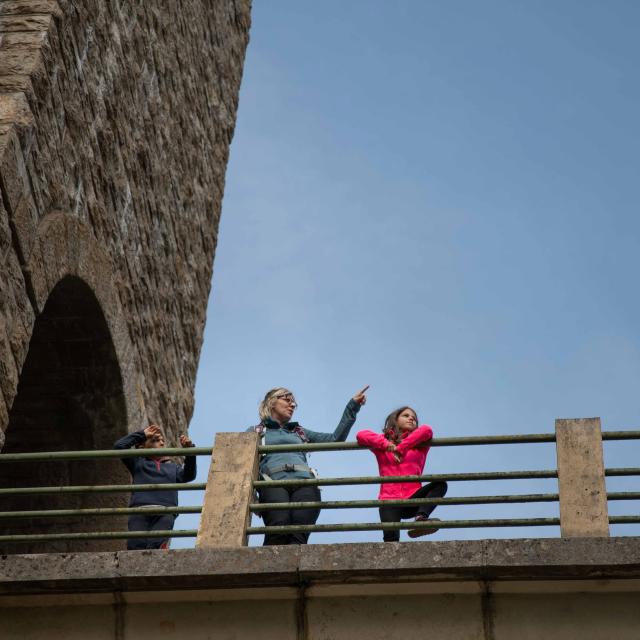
[0,276,130,553]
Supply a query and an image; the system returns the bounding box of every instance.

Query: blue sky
[174,1,640,546]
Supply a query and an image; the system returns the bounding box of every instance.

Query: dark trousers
[379,481,448,542]
[127,512,176,550]
[258,485,321,545]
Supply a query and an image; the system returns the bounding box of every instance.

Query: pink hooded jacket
[356,425,433,499]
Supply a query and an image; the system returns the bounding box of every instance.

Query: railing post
[555,417,609,537]
[196,432,259,548]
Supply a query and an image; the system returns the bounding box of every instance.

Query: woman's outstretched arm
[303,399,361,443]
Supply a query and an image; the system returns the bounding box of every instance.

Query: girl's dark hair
[383,406,418,444]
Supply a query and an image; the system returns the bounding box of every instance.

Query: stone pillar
[196,432,259,548]
[555,417,609,537]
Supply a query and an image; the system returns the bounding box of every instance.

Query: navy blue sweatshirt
[113,430,197,507]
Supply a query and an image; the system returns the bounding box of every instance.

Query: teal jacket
[248,399,361,480]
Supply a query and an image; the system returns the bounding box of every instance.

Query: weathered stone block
[0,30,47,49]
[0,317,19,410]
[0,130,31,221]
[0,1,62,17]
[0,14,52,32]
[0,93,34,128]
[0,73,32,94]
[0,48,41,76]
[0,198,11,262]
[0,389,7,443]
[11,194,39,261]
[3,249,35,372]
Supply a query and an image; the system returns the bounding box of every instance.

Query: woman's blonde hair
[258,387,296,422]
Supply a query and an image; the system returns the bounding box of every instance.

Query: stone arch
[23,211,145,430]
[0,212,145,553]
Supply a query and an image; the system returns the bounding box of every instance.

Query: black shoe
[407,517,440,538]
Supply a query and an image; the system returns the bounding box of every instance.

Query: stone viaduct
[3,4,640,640]
[0,0,250,550]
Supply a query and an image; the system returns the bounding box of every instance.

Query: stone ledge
[2,537,640,595]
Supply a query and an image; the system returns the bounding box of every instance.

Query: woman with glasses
[250,385,368,545]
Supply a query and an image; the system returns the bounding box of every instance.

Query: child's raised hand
[179,433,194,448]
[144,425,162,439]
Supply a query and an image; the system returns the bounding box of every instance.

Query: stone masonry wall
[0,0,251,443]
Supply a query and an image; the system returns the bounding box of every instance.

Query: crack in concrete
[112,590,125,640]
[480,579,496,640]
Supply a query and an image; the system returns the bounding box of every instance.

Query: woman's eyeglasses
[275,394,297,407]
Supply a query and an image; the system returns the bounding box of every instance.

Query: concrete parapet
[555,417,609,537]
[196,431,260,548]
[3,539,640,640]
[3,538,640,595]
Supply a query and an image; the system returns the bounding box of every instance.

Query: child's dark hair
[383,406,419,444]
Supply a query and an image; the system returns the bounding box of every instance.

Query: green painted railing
[0,446,209,463]
[1,491,637,521]
[247,515,640,537]
[0,530,197,543]
[3,514,640,544]
[0,430,638,545]
[0,482,207,496]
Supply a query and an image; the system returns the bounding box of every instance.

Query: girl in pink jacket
[357,406,447,541]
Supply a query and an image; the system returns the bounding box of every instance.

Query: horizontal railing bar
[1,517,637,543]
[259,433,557,453]
[602,431,640,441]
[247,517,560,534]
[605,468,640,477]
[0,483,207,497]
[609,516,640,524]
[251,493,560,511]
[0,529,197,543]
[0,491,632,518]
[251,490,640,511]
[0,447,211,463]
[0,430,635,464]
[254,469,559,488]
[0,470,617,496]
[0,506,202,519]
[1,491,633,519]
[0,469,562,496]
[607,492,640,501]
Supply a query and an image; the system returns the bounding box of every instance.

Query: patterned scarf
[255,421,309,443]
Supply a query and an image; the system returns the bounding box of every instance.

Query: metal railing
[250,432,564,531]
[0,424,638,546]
[244,429,640,540]
[0,445,205,545]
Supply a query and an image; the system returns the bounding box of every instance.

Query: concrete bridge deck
[3,537,640,639]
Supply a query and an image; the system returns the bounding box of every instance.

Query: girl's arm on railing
[395,425,433,455]
[356,429,390,451]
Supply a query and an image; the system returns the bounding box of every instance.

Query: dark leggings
[258,484,321,545]
[379,481,448,542]
[127,513,176,550]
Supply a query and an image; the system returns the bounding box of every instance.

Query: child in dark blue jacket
[114,425,196,550]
